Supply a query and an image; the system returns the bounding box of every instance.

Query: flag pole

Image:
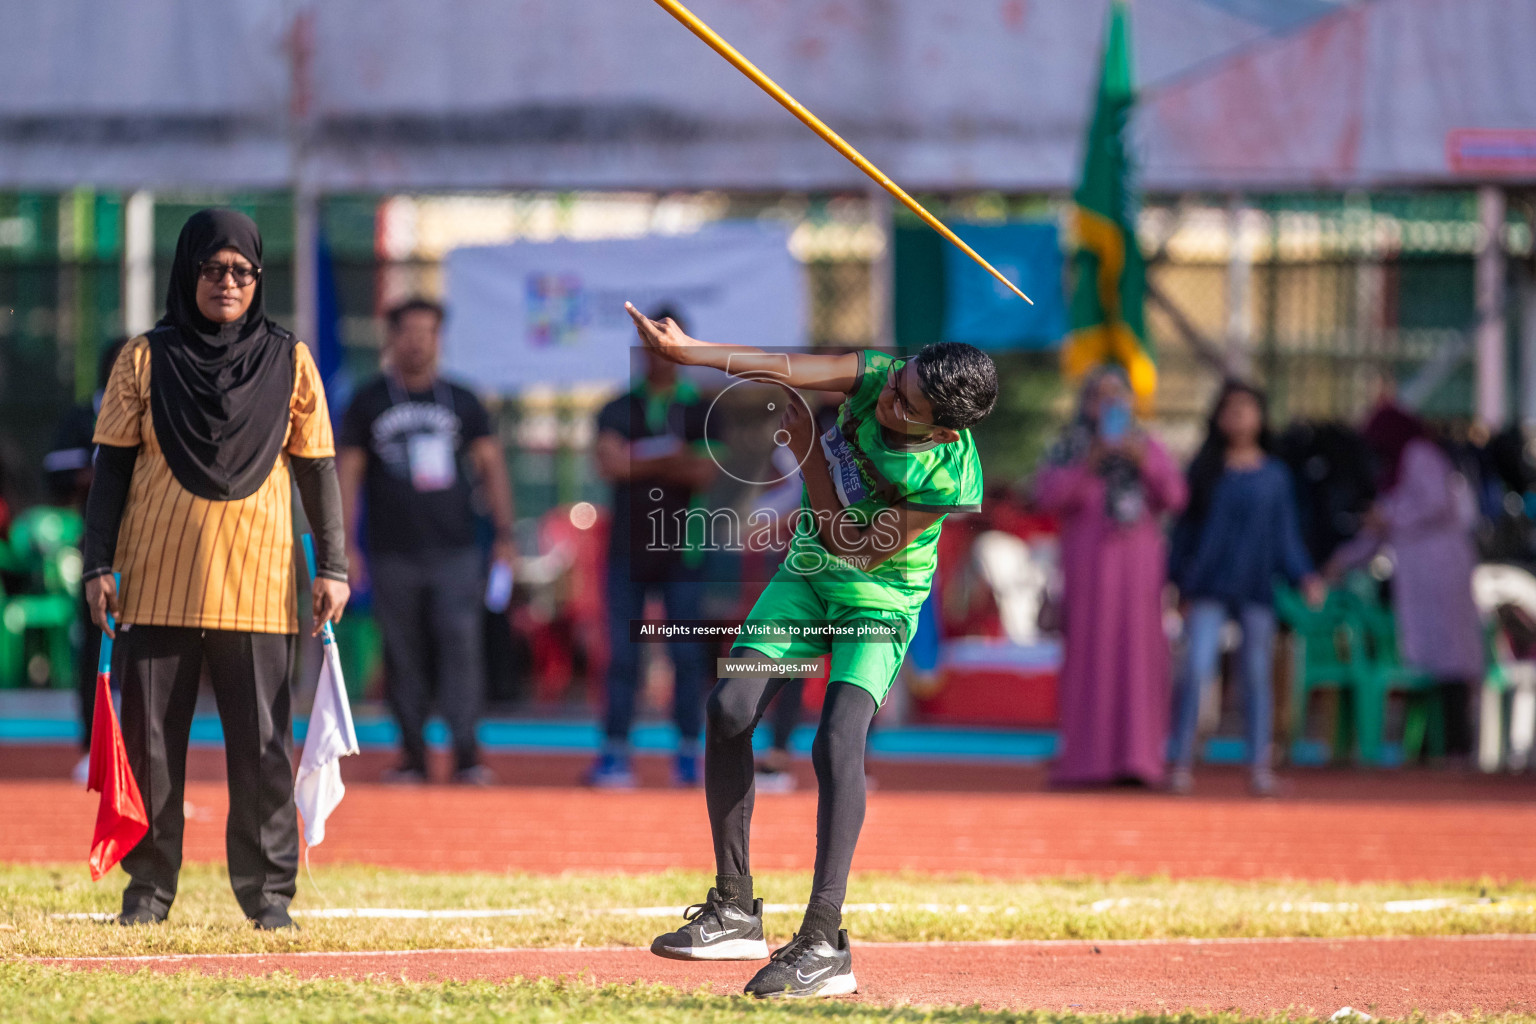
[300,534,354,762]
[296,534,358,856]
[87,572,148,882]
[650,0,1033,305]
[302,534,336,646]
[97,574,119,676]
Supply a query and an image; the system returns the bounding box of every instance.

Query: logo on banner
[525,272,588,347]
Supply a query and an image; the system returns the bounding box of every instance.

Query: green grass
[3,863,1535,959]
[5,966,1532,1024]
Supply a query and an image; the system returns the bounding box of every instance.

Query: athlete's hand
[776,384,816,468]
[312,577,350,636]
[625,302,701,365]
[85,573,120,639]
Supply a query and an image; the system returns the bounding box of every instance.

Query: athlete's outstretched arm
[625,302,858,393]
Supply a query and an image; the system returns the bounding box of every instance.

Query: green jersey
[782,349,983,614]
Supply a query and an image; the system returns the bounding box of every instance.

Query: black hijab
[148,209,296,501]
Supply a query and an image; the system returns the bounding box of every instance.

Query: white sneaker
[753,767,797,794]
[1166,766,1193,795]
[1250,769,1279,798]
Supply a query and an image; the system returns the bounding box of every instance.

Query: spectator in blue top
[1167,381,1324,796]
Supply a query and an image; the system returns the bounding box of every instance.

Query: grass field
[3,863,1534,959]
[7,966,1536,1024]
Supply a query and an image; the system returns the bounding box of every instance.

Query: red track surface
[36,937,1536,1017]
[3,746,1535,880]
[9,745,1536,1015]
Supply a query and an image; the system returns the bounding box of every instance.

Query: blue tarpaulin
[942,223,1066,351]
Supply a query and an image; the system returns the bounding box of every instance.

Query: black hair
[647,304,689,336]
[385,297,446,330]
[1183,379,1274,525]
[908,342,998,430]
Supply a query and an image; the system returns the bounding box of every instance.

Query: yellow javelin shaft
[651,0,1033,304]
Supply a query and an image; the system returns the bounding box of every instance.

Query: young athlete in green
[626,303,997,998]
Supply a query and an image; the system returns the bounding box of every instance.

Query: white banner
[442,224,804,393]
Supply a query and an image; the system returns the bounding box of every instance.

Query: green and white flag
[1063,0,1156,406]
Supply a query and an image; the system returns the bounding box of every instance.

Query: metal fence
[1144,193,1534,446]
[2,188,1529,510]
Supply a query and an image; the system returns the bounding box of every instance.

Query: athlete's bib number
[820,425,868,508]
[407,432,456,492]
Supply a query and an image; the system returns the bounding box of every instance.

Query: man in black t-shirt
[338,298,517,785]
[588,306,716,788]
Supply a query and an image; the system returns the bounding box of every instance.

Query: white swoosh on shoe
[796,964,836,984]
[699,927,736,941]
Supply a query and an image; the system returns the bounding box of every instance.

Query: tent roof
[7,0,1520,193]
[1139,0,1536,189]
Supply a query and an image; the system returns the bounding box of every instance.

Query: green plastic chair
[1275,584,1363,764]
[0,506,85,689]
[8,507,84,596]
[1346,594,1443,766]
[0,589,77,688]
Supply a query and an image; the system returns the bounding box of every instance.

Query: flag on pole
[1062,0,1157,407]
[87,574,147,881]
[294,535,358,847]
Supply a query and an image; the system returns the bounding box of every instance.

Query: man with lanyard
[588,305,717,788]
[338,297,516,785]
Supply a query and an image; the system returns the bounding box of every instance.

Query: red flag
[87,670,147,881]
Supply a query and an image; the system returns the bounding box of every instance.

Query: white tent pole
[1224,194,1254,378]
[1520,201,1536,428]
[289,1,318,346]
[867,184,894,351]
[293,185,318,346]
[1475,185,1508,429]
[122,191,155,337]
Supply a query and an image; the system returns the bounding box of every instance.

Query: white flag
[295,636,359,847]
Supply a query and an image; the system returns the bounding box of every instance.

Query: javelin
[651,0,1033,304]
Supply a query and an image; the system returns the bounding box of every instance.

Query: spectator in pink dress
[1034,368,1187,787]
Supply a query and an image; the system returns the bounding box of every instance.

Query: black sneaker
[650,888,769,961]
[744,929,857,998]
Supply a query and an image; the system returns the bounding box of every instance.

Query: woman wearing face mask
[1166,381,1324,797]
[1033,367,1187,788]
[81,209,349,929]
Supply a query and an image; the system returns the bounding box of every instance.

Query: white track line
[26,933,1536,966]
[50,897,1535,923]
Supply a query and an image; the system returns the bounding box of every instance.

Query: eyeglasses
[886,364,937,429]
[197,261,260,287]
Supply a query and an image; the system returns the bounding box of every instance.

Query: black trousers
[766,678,804,753]
[117,625,298,919]
[371,549,485,773]
[706,658,877,910]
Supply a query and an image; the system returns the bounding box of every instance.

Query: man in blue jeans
[588,306,716,787]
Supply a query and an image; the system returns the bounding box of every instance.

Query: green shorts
[732,569,917,704]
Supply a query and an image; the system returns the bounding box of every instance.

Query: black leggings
[705,653,877,909]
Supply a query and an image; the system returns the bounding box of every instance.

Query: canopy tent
[2,0,1349,193]
[1140,0,1536,189]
